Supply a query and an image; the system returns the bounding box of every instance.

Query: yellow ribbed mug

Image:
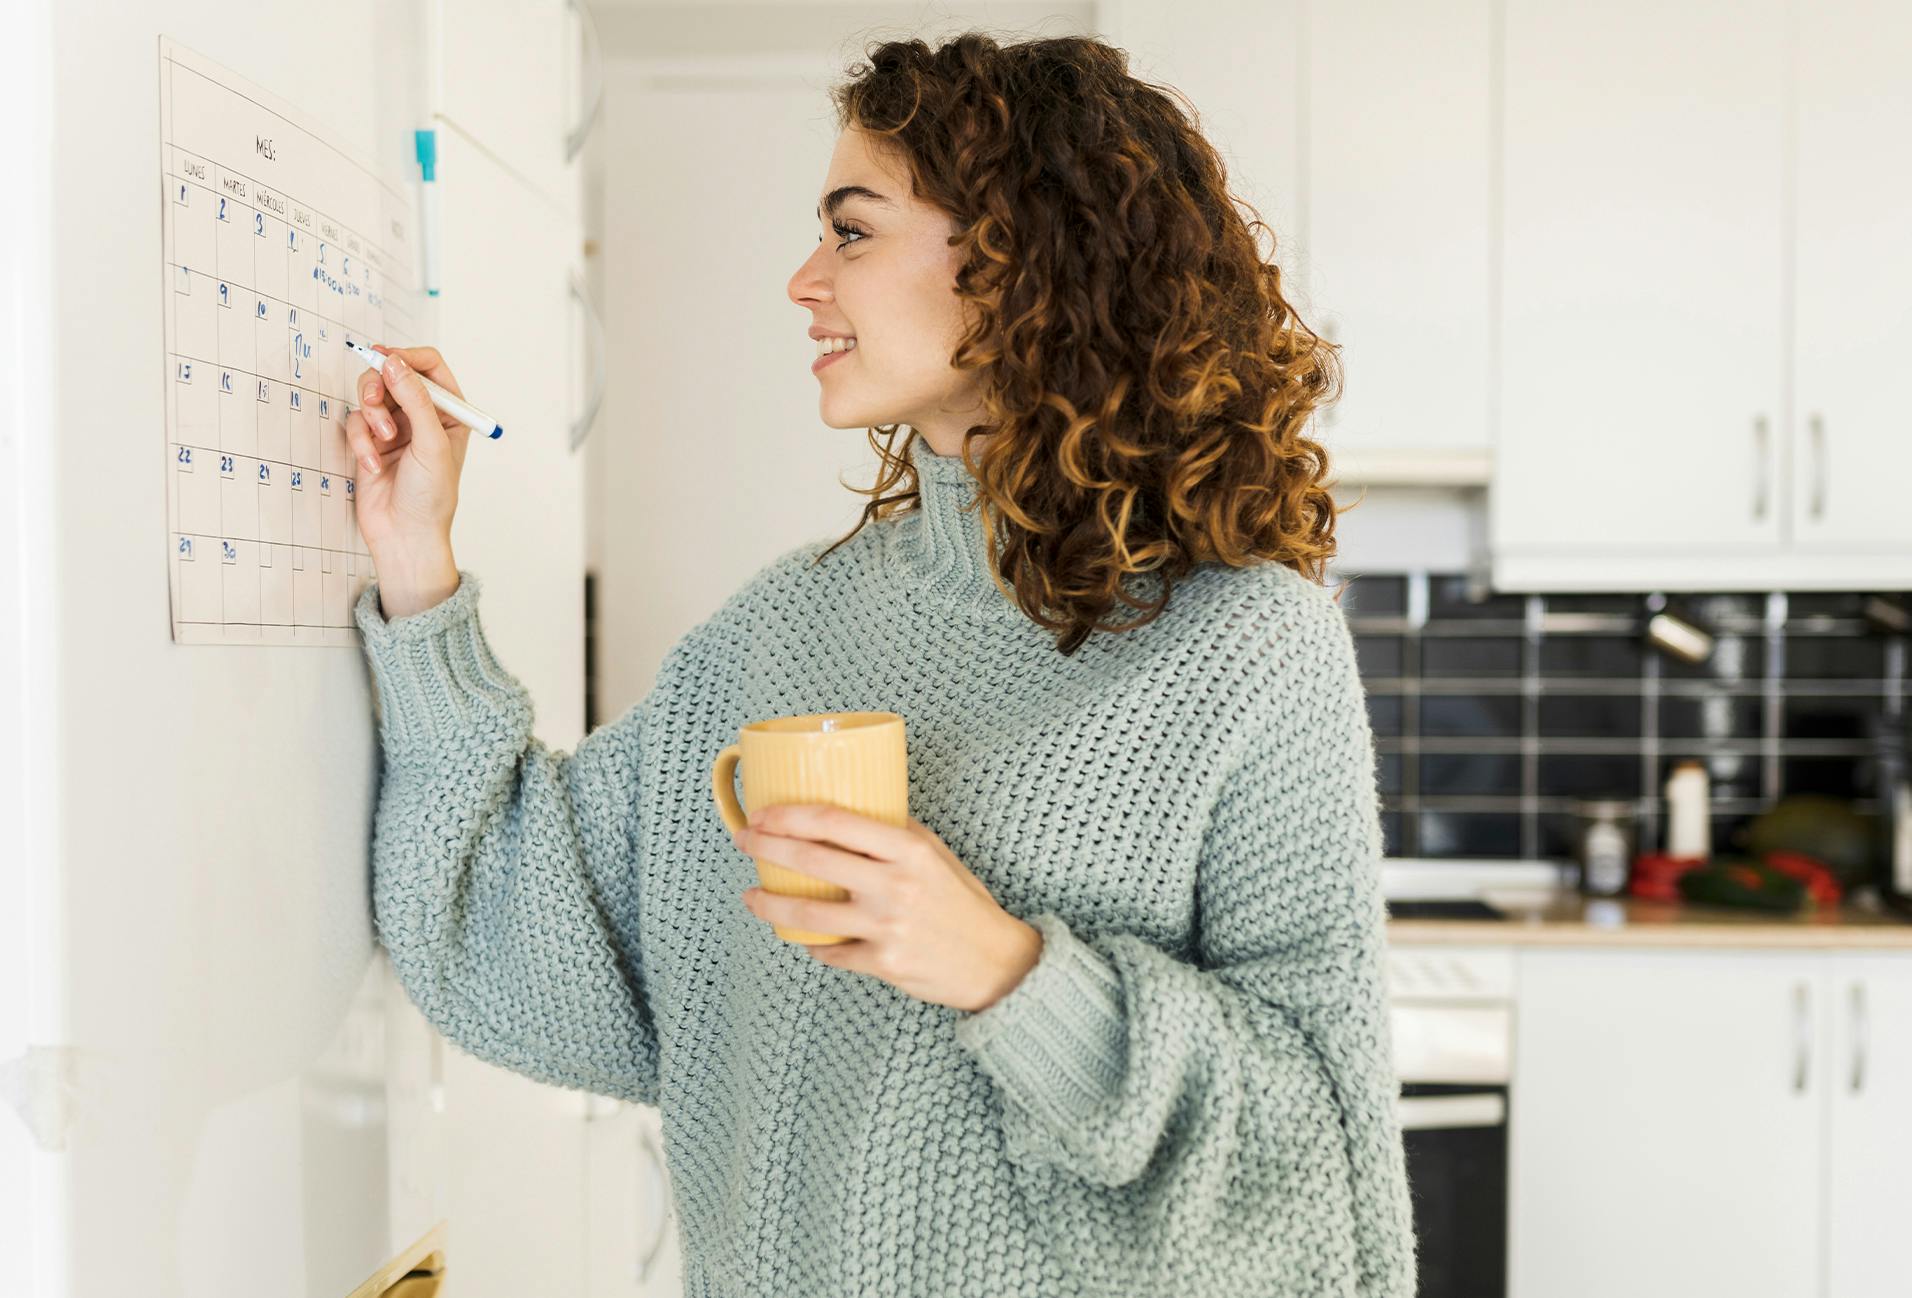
[711,711,909,945]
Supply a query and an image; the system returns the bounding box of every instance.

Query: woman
[347,31,1415,1298]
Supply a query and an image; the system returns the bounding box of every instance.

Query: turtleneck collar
[893,436,1020,617]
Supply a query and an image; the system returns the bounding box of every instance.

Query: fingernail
[361,454,380,476]
[383,354,409,381]
[375,410,396,439]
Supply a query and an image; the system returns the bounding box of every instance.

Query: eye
[819,220,866,250]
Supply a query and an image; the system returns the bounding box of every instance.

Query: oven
[1385,942,1514,1298]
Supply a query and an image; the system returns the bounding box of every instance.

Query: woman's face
[788,126,987,457]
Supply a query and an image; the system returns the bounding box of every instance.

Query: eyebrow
[816,185,896,221]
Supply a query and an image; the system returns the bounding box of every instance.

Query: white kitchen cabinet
[1509,949,1821,1298]
[1303,0,1494,475]
[1492,0,1912,589]
[1510,947,1912,1298]
[1791,0,1912,556]
[432,0,592,217]
[1491,0,1790,573]
[1823,952,1912,1298]
[437,1044,591,1294]
[1105,0,1495,484]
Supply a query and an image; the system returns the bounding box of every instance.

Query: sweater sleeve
[353,569,662,1106]
[950,584,1418,1296]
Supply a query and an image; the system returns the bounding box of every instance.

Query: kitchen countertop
[1387,893,1912,949]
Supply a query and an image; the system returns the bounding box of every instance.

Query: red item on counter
[1762,850,1843,907]
[1628,851,1708,902]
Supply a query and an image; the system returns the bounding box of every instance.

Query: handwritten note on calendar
[160,38,421,644]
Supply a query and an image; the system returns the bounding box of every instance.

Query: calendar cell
[220,537,264,630]
[258,462,292,546]
[219,464,260,542]
[273,384,306,466]
[252,214,289,302]
[254,376,289,458]
[260,542,294,627]
[173,358,217,446]
[291,470,321,548]
[321,477,350,555]
[253,304,291,383]
[176,534,224,625]
[173,271,217,365]
[215,284,257,373]
[216,371,257,455]
[175,450,221,537]
[320,324,352,401]
[319,401,350,478]
[214,205,255,288]
[289,393,322,470]
[167,179,217,277]
[285,220,319,317]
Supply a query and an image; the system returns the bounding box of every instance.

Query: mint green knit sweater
[353,436,1417,1297]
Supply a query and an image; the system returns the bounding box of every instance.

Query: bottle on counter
[1572,798,1636,897]
[1664,759,1711,860]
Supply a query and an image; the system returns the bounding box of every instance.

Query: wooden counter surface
[1387,893,1912,949]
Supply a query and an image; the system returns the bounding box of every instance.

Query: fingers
[343,410,385,478]
[357,372,400,441]
[378,351,451,459]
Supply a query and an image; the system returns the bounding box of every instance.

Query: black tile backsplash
[1331,568,1909,862]
[1422,692,1523,738]
[1422,636,1524,676]
[1538,693,1643,739]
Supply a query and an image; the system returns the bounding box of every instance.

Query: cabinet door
[1509,949,1823,1298]
[438,1044,590,1295]
[434,128,586,750]
[1824,952,1912,1298]
[435,0,582,215]
[1102,0,1304,306]
[1492,0,1789,564]
[1791,0,1912,555]
[1305,0,1493,460]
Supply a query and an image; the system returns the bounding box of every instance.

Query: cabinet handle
[564,0,606,162]
[1849,980,1867,1094]
[570,273,607,452]
[1792,980,1811,1094]
[1809,414,1827,521]
[1752,415,1770,521]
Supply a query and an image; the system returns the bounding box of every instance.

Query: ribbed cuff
[353,569,529,763]
[953,912,1129,1131]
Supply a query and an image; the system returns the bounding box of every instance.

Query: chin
[817,397,902,432]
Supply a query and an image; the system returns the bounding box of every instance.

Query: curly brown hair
[813,30,1355,656]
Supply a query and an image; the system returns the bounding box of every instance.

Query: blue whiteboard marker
[344,339,504,440]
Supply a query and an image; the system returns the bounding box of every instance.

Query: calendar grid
[160,42,423,645]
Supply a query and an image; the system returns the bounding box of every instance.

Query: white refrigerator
[0,1,671,1293]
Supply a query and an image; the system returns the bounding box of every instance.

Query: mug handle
[711,745,747,831]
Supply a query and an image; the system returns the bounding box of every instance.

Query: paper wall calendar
[160,39,421,644]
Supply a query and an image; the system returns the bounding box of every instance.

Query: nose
[787,239,833,310]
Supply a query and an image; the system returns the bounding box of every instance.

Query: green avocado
[1742,795,1882,888]
[1676,856,1808,913]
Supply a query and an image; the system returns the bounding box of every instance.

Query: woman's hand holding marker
[345,343,469,619]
